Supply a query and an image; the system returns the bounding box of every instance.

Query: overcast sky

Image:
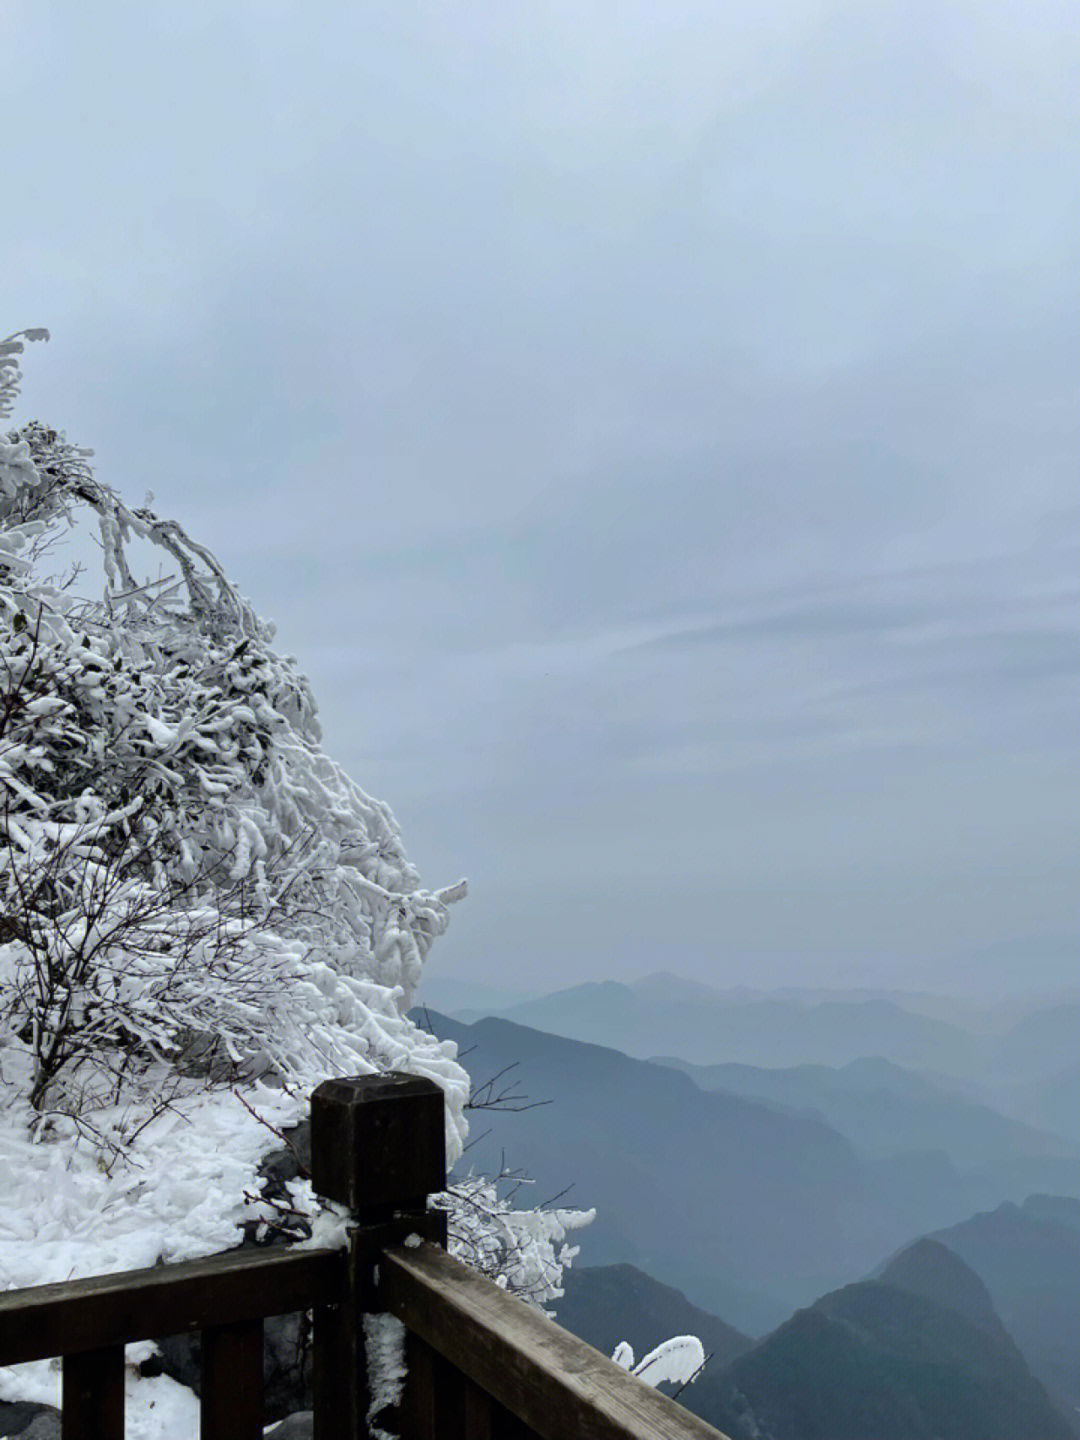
[4,0,1080,998]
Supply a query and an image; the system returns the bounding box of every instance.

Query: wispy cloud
[4,0,1079,992]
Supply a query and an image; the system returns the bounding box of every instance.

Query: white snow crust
[616,1335,707,1388]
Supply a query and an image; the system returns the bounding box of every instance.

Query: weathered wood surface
[61,1344,124,1440]
[311,1071,449,1440]
[380,1241,732,1440]
[0,1245,344,1366]
[310,1072,446,1216]
[201,1317,264,1440]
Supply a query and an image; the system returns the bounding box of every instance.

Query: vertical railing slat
[457,1369,497,1440]
[412,1349,538,1440]
[313,1299,360,1440]
[421,1347,491,1440]
[397,1331,439,1440]
[490,1395,544,1439]
[201,1317,264,1440]
[62,1344,124,1440]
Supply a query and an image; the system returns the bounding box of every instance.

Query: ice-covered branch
[0,328,49,421]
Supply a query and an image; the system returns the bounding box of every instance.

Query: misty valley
[412,974,1080,1439]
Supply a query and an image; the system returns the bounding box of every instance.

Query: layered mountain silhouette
[459,979,989,1073]
[725,1240,1073,1440]
[653,1053,1080,1212]
[412,1008,1080,1338]
[412,991,1080,1436]
[932,1196,1080,1422]
[447,976,1080,1097]
[554,1244,1073,1440]
[415,1008,892,1332]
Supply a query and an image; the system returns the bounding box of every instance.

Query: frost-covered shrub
[0,382,464,1128]
[0,331,591,1328]
[432,1172,592,1307]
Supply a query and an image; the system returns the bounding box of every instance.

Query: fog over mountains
[419,1007,872,1330]
[426,971,1080,1102]
[413,972,1080,1435]
[723,1240,1074,1440]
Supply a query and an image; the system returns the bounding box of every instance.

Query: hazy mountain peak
[877,1237,1007,1341]
[728,1273,1075,1440]
[1020,1193,1080,1233]
[631,971,723,1002]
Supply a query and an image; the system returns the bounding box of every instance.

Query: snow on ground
[1,1070,313,1292]
[0,1066,316,1433]
[0,1346,201,1440]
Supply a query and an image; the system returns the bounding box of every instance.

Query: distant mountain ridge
[631,972,1015,1029]
[726,1241,1075,1440]
[465,979,986,1072]
[418,973,1080,1436]
[414,1007,894,1332]
[438,974,1080,1089]
[651,1052,1080,1206]
[411,1007,1080,1341]
[931,1195,1080,1423]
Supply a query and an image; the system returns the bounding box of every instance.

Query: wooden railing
[0,1073,728,1439]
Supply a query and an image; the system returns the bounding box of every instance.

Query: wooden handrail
[380,1240,729,1440]
[0,1074,731,1438]
[0,1244,344,1365]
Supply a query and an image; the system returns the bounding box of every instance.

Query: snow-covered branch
[0,334,590,1334]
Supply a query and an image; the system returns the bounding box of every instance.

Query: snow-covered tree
[0,332,714,1437]
[0,329,591,1320]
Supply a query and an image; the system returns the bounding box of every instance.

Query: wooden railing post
[309,1073,449,1440]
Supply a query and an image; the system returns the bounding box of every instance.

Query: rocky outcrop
[0,1403,61,1439]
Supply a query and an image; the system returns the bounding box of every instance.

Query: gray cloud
[4,0,1080,995]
